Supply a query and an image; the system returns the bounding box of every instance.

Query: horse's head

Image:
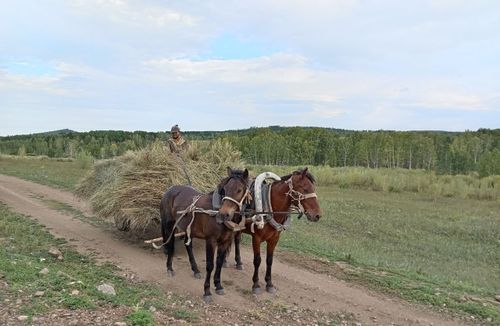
[284,167,322,222]
[218,167,251,222]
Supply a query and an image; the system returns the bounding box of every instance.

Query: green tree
[478,150,500,177]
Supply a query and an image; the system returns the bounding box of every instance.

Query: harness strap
[250,175,317,233]
[221,188,250,211]
[268,214,292,232]
[153,195,207,249]
[285,178,317,215]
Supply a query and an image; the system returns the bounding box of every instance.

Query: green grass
[172,308,199,322]
[0,203,175,320]
[125,309,155,326]
[276,187,500,320]
[0,155,90,190]
[2,156,499,321]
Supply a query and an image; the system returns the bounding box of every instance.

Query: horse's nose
[221,212,233,221]
[307,212,321,222]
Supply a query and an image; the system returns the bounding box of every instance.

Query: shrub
[76,150,94,169]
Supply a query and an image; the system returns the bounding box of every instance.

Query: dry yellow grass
[76,140,242,237]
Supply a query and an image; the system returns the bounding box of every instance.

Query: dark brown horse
[159,167,250,302]
[230,168,322,294]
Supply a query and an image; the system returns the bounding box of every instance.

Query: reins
[176,154,192,186]
[151,195,207,249]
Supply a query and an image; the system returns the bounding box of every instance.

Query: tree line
[221,127,500,176]
[0,127,499,176]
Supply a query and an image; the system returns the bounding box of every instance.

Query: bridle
[221,178,251,211]
[220,177,251,231]
[284,177,317,215]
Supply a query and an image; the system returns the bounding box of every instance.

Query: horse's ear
[243,168,249,179]
[301,167,308,177]
[226,166,232,177]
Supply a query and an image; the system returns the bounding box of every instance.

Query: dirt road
[0,174,463,325]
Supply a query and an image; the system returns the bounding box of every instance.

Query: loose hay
[76,139,242,238]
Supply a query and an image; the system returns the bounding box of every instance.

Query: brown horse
[230,168,322,294]
[159,167,250,302]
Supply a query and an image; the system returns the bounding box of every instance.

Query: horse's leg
[164,220,176,277]
[214,244,228,295]
[203,238,216,303]
[184,236,201,279]
[222,241,230,268]
[251,235,262,294]
[234,231,243,270]
[264,236,279,293]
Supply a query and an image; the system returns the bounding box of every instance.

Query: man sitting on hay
[167,124,189,154]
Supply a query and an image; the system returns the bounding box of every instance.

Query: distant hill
[34,129,77,136]
[1,126,487,139]
[0,129,77,139]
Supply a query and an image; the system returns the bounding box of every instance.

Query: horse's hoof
[167,270,175,277]
[222,261,229,268]
[252,287,262,295]
[215,288,225,295]
[194,272,202,279]
[203,295,212,304]
[266,286,277,294]
[235,264,243,270]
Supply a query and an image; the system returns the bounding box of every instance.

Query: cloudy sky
[1,0,499,135]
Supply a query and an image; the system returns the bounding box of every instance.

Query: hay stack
[76,139,242,238]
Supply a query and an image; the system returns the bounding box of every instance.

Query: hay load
[76,139,242,238]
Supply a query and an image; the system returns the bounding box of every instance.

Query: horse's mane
[281,168,316,184]
[217,169,249,195]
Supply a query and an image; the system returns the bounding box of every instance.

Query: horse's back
[160,185,210,220]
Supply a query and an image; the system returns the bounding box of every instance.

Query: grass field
[1,156,499,321]
[0,155,90,191]
[278,187,500,319]
[250,164,500,201]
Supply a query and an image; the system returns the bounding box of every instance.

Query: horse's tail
[150,189,177,250]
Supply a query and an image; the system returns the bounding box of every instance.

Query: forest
[1,127,499,176]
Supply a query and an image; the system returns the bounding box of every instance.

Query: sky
[1,0,499,136]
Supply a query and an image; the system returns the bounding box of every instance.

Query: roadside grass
[0,155,89,191]
[0,203,181,322]
[172,308,199,322]
[125,309,156,326]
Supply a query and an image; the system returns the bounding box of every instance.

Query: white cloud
[71,0,197,28]
[311,108,344,118]
[0,72,65,95]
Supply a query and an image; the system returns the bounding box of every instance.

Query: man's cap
[171,124,180,133]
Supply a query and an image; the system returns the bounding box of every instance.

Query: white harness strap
[221,188,250,211]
